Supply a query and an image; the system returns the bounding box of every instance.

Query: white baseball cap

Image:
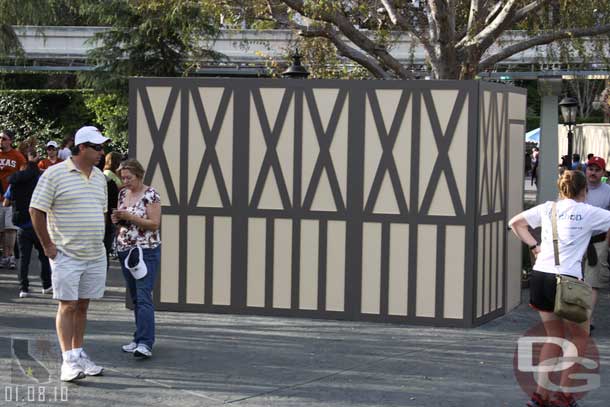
[124,246,148,280]
[74,126,109,146]
[46,140,59,148]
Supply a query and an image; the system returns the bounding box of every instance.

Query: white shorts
[0,206,18,230]
[50,251,107,301]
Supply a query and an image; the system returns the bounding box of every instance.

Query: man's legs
[56,300,78,353]
[17,228,35,294]
[73,299,89,349]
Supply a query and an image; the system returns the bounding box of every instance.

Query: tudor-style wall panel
[507,122,525,311]
[133,79,526,327]
[326,221,346,312]
[247,218,266,307]
[212,217,232,306]
[273,219,292,309]
[186,216,206,304]
[160,214,179,303]
[444,225,465,319]
[388,223,409,316]
[362,222,382,315]
[188,87,233,208]
[249,88,294,210]
[300,220,319,310]
[364,90,411,214]
[416,225,437,317]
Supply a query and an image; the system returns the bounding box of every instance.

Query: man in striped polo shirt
[30,126,109,382]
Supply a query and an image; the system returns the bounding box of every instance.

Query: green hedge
[0,89,127,153]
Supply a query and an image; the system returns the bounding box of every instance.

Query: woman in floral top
[111,159,161,358]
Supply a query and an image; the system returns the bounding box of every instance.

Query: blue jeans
[118,245,161,349]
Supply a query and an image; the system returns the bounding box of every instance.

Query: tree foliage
[260,0,610,79]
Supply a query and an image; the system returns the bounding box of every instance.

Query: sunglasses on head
[82,143,104,151]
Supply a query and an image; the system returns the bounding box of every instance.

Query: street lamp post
[559,96,578,162]
[282,48,310,79]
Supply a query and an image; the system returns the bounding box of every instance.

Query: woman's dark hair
[557,170,587,199]
[104,152,122,173]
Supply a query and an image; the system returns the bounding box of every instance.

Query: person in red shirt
[0,129,27,269]
[38,140,63,172]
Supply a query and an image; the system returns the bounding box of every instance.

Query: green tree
[261,0,610,79]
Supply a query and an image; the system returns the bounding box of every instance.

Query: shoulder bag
[551,202,592,323]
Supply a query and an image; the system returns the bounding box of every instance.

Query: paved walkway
[1,184,609,406]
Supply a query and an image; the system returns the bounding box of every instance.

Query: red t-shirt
[38,157,63,171]
[0,149,26,193]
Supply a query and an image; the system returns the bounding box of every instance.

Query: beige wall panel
[376,90,404,130]
[558,124,610,164]
[160,215,179,303]
[491,222,498,311]
[136,92,152,176]
[509,93,527,120]
[328,96,348,202]
[188,95,206,200]
[416,225,437,317]
[484,223,491,314]
[479,91,492,216]
[362,223,382,314]
[186,216,206,304]
[250,89,292,209]
[477,224,484,318]
[273,219,292,309]
[388,224,409,316]
[207,88,234,206]
[362,93,382,205]
[430,90,459,134]
[428,173,456,216]
[312,89,340,132]
[507,123,525,310]
[326,221,346,312]
[447,94,469,210]
[300,220,319,310]
[138,92,169,206]
[393,93,412,208]
[311,169,338,212]
[247,218,266,307]
[374,173,400,214]
[275,98,294,203]
[213,217,232,305]
[419,98,439,211]
[444,226,465,319]
[302,101,321,204]
[147,87,174,126]
[162,93,181,201]
[364,96,383,208]
[498,221,505,309]
[494,94,506,212]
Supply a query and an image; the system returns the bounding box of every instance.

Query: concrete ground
[0,181,608,407]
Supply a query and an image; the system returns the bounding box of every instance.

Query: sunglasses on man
[82,143,104,151]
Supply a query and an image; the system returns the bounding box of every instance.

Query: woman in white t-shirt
[509,170,610,407]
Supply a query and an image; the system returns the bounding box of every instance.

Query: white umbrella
[525,128,540,144]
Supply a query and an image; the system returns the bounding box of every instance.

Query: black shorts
[529,270,557,312]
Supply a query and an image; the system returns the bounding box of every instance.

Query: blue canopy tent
[525,128,540,144]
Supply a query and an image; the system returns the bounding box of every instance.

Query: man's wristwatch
[529,243,539,250]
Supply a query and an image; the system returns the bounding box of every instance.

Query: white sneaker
[19,291,29,298]
[121,341,138,353]
[60,360,85,382]
[41,286,53,294]
[133,344,152,358]
[78,351,104,376]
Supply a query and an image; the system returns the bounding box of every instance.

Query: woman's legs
[535,310,565,401]
[133,247,160,349]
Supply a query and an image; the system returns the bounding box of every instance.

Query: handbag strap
[551,202,560,266]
